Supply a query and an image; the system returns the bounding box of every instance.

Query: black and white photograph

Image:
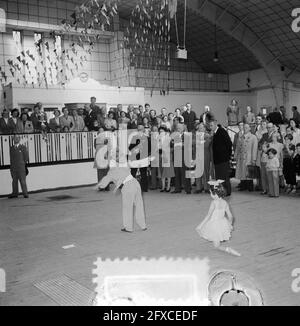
[0,0,300,311]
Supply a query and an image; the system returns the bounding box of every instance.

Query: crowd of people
[93,101,300,199]
[0,98,211,135]
[3,96,300,199]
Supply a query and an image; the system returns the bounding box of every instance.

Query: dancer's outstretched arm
[95,172,113,190]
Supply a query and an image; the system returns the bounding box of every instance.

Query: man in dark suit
[182,103,197,132]
[30,104,42,132]
[200,106,214,130]
[84,104,98,131]
[267,107,283,125]
[7,109,19,134]
[90,97,101,115]
[0,109,11,134]
[210,120,233,196]
[172,128,192,194]
[128,124,150,192]
[292,106,300,125]
[9,135,29,198]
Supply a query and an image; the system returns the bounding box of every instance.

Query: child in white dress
[196,180,241,256]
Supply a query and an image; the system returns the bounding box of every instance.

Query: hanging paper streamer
[124,0,177,93]
[5,0,119,88]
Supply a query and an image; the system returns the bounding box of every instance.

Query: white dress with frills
[196,200,233,243]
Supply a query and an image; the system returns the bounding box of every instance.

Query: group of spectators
[0,98,101,134]
[0,99,210,135]
[94,107,219,196]
[2,96,300,197]
[231,106,300,197]
[94,100,300,198]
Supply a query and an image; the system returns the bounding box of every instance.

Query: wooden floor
[0,183,299,306]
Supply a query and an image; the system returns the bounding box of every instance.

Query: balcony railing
[0,132,98,168]
[1,128,238,170]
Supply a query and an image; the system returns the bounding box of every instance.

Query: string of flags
[2,0,119,88]
[124,0,177,94]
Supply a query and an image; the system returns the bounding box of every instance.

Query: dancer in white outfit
[196,180,241,256]
[96,155,151,233]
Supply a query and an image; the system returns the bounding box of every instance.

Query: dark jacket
[49,118,61,132]
[30,113,42,131]
[293,110,300,125]
[16,119,34,134]
[294,154,300,176]
[267,111,283,125]
[128,120,138,130]
[0,117,11,134]
[212,125,232,165]
[7,118,18,134]
[84,110,98,131]
[182,110,197,132]
[10,144,29,173]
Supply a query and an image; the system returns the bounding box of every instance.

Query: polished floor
[0,183,299,306]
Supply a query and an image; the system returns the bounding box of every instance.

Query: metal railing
[0,132,98,168]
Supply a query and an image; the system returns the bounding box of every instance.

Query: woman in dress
[269,132,284,188]
[49,109,61,133]
[196,181,240,256]
[226,99,240,126]
[289,119,300,145]
[72,109,86,131]
[168,112,174,131]
[174,108,184,124]
[158,126,175,192]
[243,106,256,132]
[234,122,245,189]
[142,117,151,136]
[16,113,34,134]
[161,115,171,131]
[59,107,75,132]
[234,123,258,191]
[194,123,213,194]
[104,111,117,131]
[118,111,130,130]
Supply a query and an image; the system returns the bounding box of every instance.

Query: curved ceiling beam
[186,0,285,106]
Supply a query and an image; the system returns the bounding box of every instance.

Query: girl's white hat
[208,180,225,188]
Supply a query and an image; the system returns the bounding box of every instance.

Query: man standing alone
[182,103,197,132]
[9,135,29,198]
[210,120,233,196]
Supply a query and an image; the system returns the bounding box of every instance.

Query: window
[34,32,42,44]
[13,30,23,52]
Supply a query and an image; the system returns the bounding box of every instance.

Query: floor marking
[62,244,76,250]
[9,217,76,231]
[10,199,104,207]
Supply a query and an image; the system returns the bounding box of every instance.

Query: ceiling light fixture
[213,51,219,63]
[213,24,219,63]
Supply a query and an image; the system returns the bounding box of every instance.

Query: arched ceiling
[210,0,300,74]
[117,0,261,74]
[72,0,300,75]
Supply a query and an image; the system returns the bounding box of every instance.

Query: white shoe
[225,247,241,257]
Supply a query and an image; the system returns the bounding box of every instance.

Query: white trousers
[121,178,146,232]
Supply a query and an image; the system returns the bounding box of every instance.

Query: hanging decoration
[5,0,119,88]
[124,0,177,95]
